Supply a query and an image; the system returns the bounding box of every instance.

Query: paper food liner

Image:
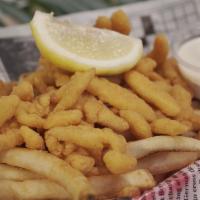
[134,161,200,200]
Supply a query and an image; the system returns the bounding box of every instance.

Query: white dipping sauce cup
[175,36,200,99]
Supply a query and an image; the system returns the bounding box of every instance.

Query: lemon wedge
[31,11,143,75]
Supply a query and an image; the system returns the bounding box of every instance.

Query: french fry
[127,136,200,159]
[137,151,198,175]
[0,164,42,180]
[0,148,93,200]
[89,169,155,196]
[0,179,69,199]
[125,71,180,117]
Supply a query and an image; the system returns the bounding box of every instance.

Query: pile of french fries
[1,10,200,200]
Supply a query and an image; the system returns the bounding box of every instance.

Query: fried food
[11,80,34,101]
[0,129,23,152]
[151,118,191,136]
[0,164,42,181]
[103,150,137,174]
[125,71,180,117]
[20,126,44,150]
[66,153,95,174]
[16,102,45,128]
[54,69,95,111]
[135,57,156,76]
[0,148,93,200]
[171,84,193,120]
[148,34,169,65]
[45,125,126,152]
[87,77,156,121]
[44,110,83,129]
[111,10,131,35]
[89,169,155,196]
[83,96,129,133]
[0,95,20,127]
[120,110,152,139]
[95,16,112,30]
[0,179,69,199]
[137,151,198,175]
[127,136,200,159]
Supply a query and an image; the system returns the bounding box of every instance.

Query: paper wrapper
[134,161,200,200]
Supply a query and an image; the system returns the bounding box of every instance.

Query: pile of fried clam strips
[1,9,200,200]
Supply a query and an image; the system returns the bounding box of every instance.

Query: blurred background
[0,0,146,26]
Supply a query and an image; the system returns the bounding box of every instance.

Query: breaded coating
[148,34,169,65]
[103,150,137,174]
[125,71,180,117]
[120,110,152,139]
[66,153,95,174]
[11,80,34,101]
[44,110,83,129]
[95,16,112,30]
[111,10,131,35]
[83,96,129,133]
[0,81,15,97]
[151,118,191,136]
[0,95,20,127]
[54,71,69,87]
[16,102,45,128]
[135,57,156,76]
[45,125,126,152]
[87,77,156,121]
[54,69,95,111]
[0,129,23,152]
[0,148,93,199]
[171,84,193,120]
[161,58,190,90]
[20,126,44,150]
[154,80,172,92]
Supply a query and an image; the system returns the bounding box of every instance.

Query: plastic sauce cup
[175,36,200,99]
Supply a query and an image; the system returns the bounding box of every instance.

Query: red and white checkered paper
[135,161,200,200]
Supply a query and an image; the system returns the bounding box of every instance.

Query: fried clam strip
[0,148,93,200]
[120,110,152,139]
[15,101,45,128]
[44,109,83,129]
[45,126,136,174]
[0,95,20,127]
[148,34,169,66]
[45,125,126,152]
[151,118,191,136]
[0,179,69,200]
[87,77,156,122]
[0,164,42,181]
[137,151,199,175]
[11,80,34,101]
[125,71,180,117]
[0,130,23,152]
[54,69,95,111]
[127,136,200,159]
[83,96,129,133]
[89,169,155,197]
[20,126,44,150]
